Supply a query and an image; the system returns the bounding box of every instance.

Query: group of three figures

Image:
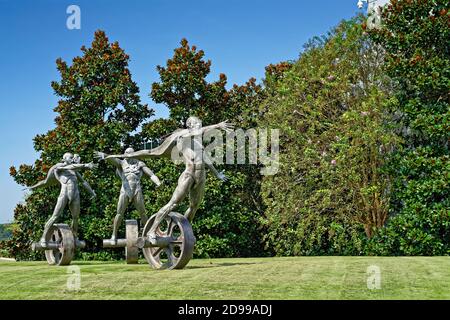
[29,117,233,248]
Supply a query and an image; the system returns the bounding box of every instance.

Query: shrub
[258,17,396,255]
[367,0,450,255]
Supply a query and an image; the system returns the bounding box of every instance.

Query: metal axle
[136,236,171,249]
[32,239,86,251]
[103,239,127,248]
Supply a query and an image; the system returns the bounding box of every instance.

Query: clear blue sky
[0,0,361,223]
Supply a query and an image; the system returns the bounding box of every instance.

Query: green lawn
[0,256,449,299]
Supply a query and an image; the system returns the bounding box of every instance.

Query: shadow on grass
[70,261,121,266]
[57,260,260,269]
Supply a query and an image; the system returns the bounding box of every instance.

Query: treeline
[260,0,449,256]
[1,0,448,260]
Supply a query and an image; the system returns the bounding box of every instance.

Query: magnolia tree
[139,39,269,257]
[5,31,152,260]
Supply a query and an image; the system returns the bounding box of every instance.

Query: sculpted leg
[184,177,206,223]
[133,191,148,229]
[42,195,68,243]
[69,195,81,238]
[149,173,194,239]
[112,192,129,241]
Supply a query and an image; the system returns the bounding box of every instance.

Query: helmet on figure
[186,116,202,130]
[125,147,135,155]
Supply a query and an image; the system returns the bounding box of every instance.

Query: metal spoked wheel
[142,212,195,270]
[44,224,75,266]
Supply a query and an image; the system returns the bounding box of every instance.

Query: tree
[143,39,268,258]
[258,17,397,255]
[150,38,228,125]
[6,30,152,260]
[367,0,450,255]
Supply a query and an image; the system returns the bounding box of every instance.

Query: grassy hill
[0,256,449,299]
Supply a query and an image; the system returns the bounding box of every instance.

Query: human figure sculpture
[106,117,233,244]
[28,153,97,245]
[95,148,161,242]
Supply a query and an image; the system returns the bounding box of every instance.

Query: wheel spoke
[166,219,174,236]
[165,246,172,258]
[165,246,179,267]
[171,235,184,245]
[156,230,164,237]
[152,246,163,257]
[54,251,61,264]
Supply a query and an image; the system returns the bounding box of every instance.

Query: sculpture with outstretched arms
[95,148,161,242]
[105,117,233,245]
[27,153,97,246]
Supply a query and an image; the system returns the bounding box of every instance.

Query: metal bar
[31,239,86,251]
[76,240,86,249]
[31,242,60,251]
[136,236,171,249]
[103,239,127,248]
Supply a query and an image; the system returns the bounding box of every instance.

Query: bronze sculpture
[95,148,161,242]
[106,117,232,244]
[104,117,233,269]
[95,148,161,264]
[25,117,233,269]
[29,153,96,265]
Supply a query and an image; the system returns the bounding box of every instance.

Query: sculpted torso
[119,159,144,198]
[179,135,206,170]
[55,164,80,200]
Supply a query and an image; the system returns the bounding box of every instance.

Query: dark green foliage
[367,0,450,255]
[144,39,268,258]
[6,31,152,260]
[6,4,447,260]
[150,39,228,125]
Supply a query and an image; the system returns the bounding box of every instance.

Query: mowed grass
[0,256,449,300]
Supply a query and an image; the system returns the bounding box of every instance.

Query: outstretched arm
[105,149,157,160]
[25,164,60,190]
[203,154,228,182]
[142,165,162,187]
[201,120,234,134]
[178,121,234,139]
[76,172,96,199]
[206,162,227,182]
[27,179,48,191]
[57,163,97,171]
[94,151,122,168]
